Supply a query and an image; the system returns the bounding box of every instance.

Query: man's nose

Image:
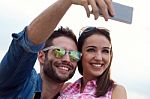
[62,52,71,62]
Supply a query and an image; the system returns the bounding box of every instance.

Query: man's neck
[41,76,64,99]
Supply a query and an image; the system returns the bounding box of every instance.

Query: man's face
[43,36,78,83]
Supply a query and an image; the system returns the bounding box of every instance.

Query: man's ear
[38,51,46,64]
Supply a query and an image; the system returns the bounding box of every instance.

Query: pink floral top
[58,77,112,99]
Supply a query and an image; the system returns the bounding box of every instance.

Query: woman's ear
[38,51,46,64]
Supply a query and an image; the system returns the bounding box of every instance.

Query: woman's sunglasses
[42,46,82,62]
[79,26,109,36]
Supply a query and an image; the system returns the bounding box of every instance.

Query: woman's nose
[94,52,102,60]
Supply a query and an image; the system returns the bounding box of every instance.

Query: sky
[0,0,150,99]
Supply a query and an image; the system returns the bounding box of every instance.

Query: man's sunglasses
[42,46,82,62]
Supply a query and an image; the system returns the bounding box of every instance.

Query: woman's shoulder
[111,84,127,99]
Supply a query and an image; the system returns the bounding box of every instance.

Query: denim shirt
[0,27,44,99]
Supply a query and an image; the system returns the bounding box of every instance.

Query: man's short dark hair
[44,26,77,48]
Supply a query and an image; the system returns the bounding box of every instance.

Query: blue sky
[0,0,150,99]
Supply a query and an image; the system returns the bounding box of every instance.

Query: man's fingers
[71,0,114,20]
[96,0,109,21]
[88,0,99,20]
[72,0,91,18]
[105,0,115,16]
[83,2,91,18]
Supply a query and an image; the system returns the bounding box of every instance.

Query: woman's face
[81,34,112,80]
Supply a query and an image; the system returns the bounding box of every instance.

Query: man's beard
[43,57,75,83]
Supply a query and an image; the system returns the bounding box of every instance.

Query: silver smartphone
[99,2,133,24]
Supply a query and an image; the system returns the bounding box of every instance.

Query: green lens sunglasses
[42,46,82,62]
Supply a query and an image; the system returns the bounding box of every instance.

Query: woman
[58,27,127,99]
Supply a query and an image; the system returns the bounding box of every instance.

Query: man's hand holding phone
[71,0,115,21]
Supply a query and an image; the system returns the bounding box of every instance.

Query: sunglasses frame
[79,26,109,36]
[42,46,82,62]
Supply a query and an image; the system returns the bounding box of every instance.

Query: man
[0,0,115,98]
[37,27,80,98]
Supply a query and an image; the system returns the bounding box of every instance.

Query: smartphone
[99,2,133,24]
